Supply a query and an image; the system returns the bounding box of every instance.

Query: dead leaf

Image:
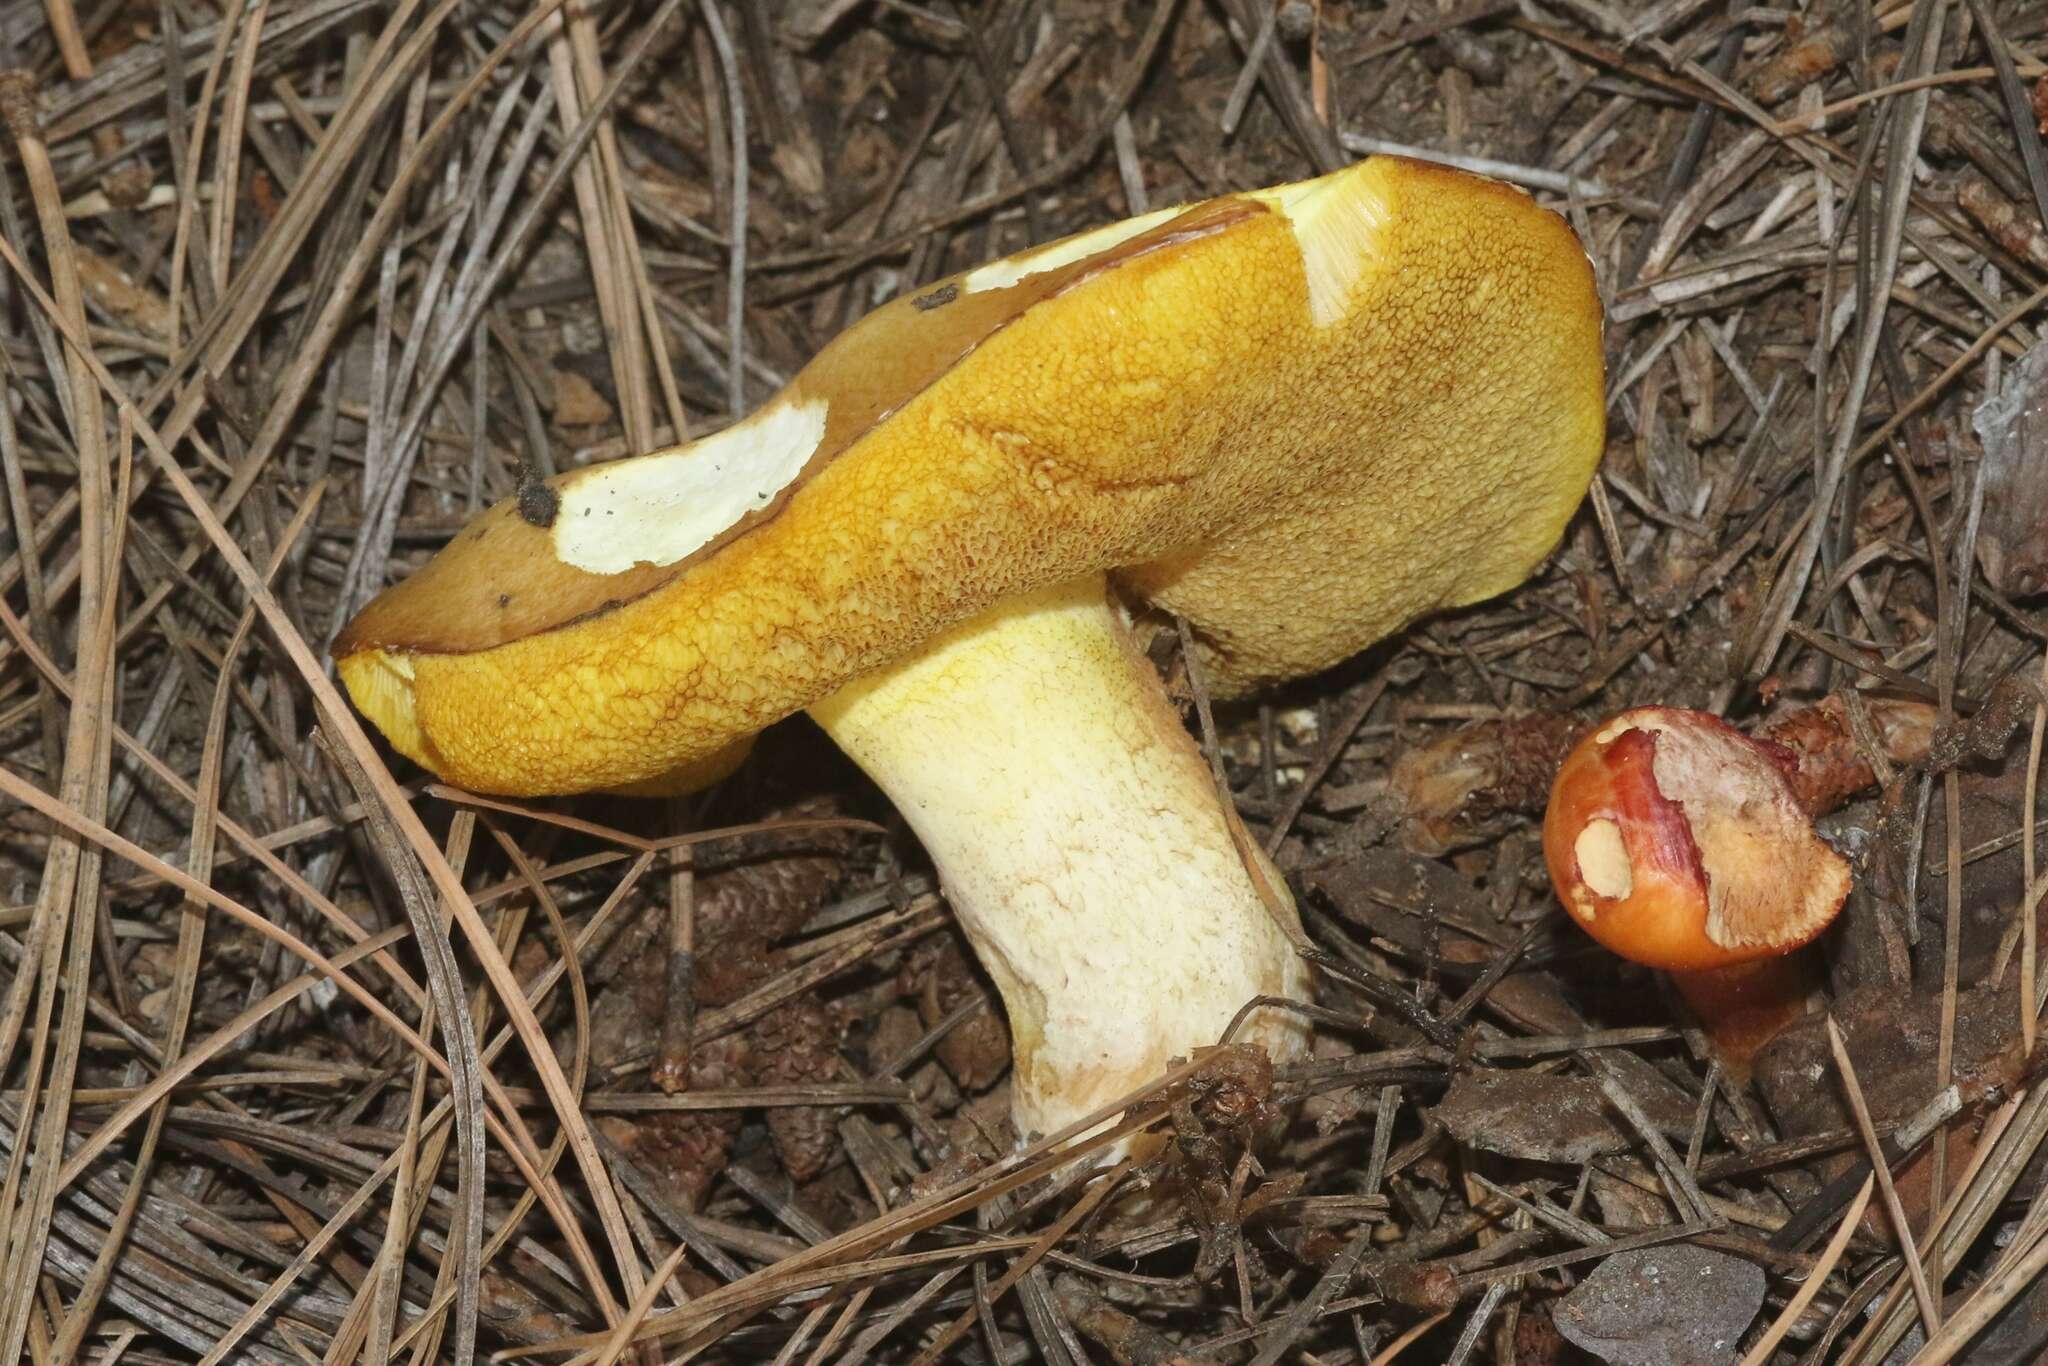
[1432,1070,1689,1166]
[1553,1244,1763,1366]
[1971,333,2048,596]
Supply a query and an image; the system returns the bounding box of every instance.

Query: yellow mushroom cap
[334,156,1605,795]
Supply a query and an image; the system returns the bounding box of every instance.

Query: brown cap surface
[336,157,1605,795]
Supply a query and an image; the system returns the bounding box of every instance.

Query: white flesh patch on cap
[1245,170,1390,327]
[552,396,828,574]
[1573,818,1631,909]
[961,205,1181,294]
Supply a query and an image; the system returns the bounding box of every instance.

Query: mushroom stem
[1668,957,1814,1087]
[808,574,1312,1142]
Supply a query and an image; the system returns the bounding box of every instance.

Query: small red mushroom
[1543,707,1852,1080]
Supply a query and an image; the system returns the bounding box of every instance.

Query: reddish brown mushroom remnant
[1543,707,1853,1080]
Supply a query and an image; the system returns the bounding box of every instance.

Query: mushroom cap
[1543,708,1852,974]
[335,156,1605,795]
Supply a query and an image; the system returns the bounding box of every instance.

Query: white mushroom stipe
[808,575,1312,1145]
[552,396,829,574]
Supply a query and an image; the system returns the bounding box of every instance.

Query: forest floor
[6,0,2048,1362]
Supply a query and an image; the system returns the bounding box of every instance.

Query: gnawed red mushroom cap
[1544,708,1851,974]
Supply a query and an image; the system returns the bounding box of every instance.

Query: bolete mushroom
[1543,707,1854,1079]
[335,157,1606,1141]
